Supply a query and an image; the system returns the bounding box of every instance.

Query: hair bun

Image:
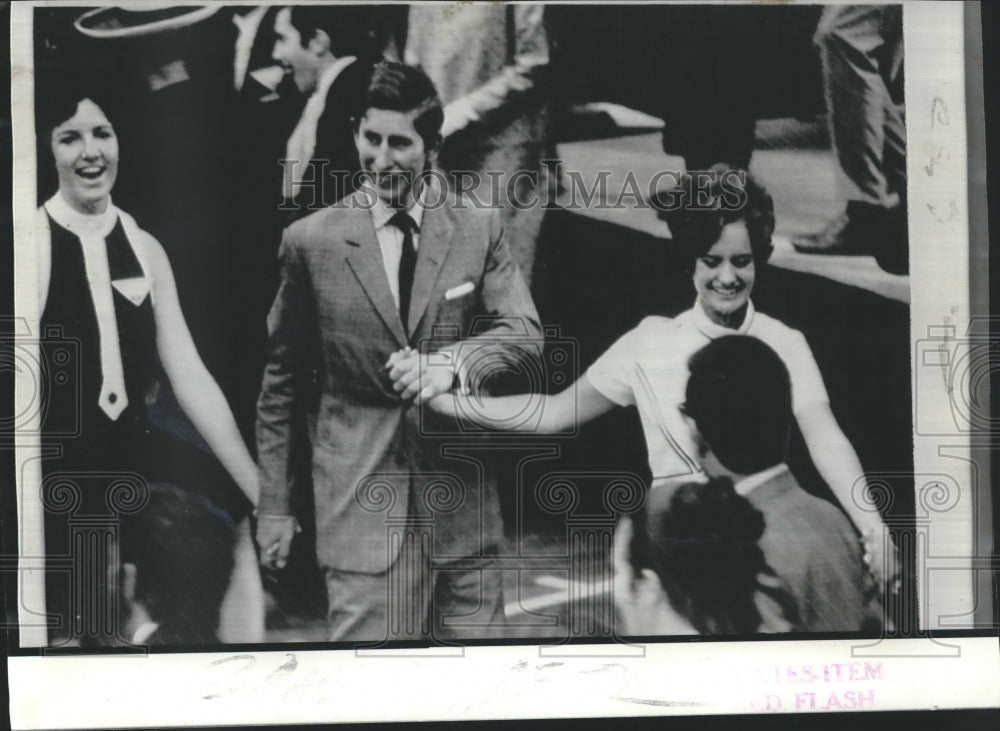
[667,478,765,544]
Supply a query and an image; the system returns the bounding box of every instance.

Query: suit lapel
[408,205,455,337]
[343,200,408,348]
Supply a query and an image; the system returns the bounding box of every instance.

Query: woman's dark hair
[646,477,795,635]
[684,335,793,475]
[119,484,238,645]
[35,69,122,201]
[657,165,775,271]
[354,61,443,150]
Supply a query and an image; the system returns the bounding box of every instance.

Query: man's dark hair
[684,335,793,475]
[355,61,444,149]
[119,484,238,645]
[287,6,376,61]
[658,165,775,272]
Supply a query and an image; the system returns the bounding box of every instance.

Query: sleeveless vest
[40,213,157,477]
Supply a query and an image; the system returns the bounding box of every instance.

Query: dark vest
[39,213,157,645]
[40,214,157,478]
[39,212,252,522]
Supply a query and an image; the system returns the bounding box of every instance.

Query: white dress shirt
[363,185,427,310]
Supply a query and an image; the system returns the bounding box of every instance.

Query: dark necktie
[391,211,418,332]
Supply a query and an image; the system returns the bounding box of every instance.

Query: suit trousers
[815,5,906,209]
[324,538,506,643]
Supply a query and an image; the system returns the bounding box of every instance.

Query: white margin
[8,1,997,727]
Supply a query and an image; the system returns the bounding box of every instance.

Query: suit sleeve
[441,5,549,134]
[457,208,543,395]
[805,503,884,632]
[256,230,315,515]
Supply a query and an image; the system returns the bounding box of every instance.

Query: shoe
[791,201,878,256]
[794,200,909,274]
[873,203,909,275]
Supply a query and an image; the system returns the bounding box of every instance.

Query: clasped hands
[384,346,457,405]
[258,349,457,570]
[257,514,301,570]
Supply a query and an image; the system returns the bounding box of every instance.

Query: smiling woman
[428,168,899,626]
[32,79,265,646]
[49,98,118,213]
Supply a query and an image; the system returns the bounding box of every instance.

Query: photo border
[7,1,999,726]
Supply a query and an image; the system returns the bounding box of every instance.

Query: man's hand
[256,514,300,570]
[385,348,456,404]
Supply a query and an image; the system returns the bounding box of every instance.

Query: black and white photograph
[4,1,998,726]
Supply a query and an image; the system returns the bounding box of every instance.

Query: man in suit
[271,5,376,211]
[674,335,883,631]
[256,62,542,642]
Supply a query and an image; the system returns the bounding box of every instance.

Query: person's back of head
[119,483,238,645]
[684,335,793,475]
[646,477,798,634]
[287,5,377,61]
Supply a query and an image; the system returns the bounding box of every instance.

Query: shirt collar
[365,180,430,232]
[44,192,119,239]
[734,463,789,497]
[690,297,756,339]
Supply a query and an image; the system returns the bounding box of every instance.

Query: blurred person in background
[271,5,378,211]
[392,4,552,288]
[791,5,907,275]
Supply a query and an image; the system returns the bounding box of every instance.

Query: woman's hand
[426,391,457,413]
[858,514,902,597]
[384,347,456,404]
[796,401,901,598]
[256,514,301,570]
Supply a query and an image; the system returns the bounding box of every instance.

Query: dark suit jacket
[257,188,542,573]
[748,468,883,632]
